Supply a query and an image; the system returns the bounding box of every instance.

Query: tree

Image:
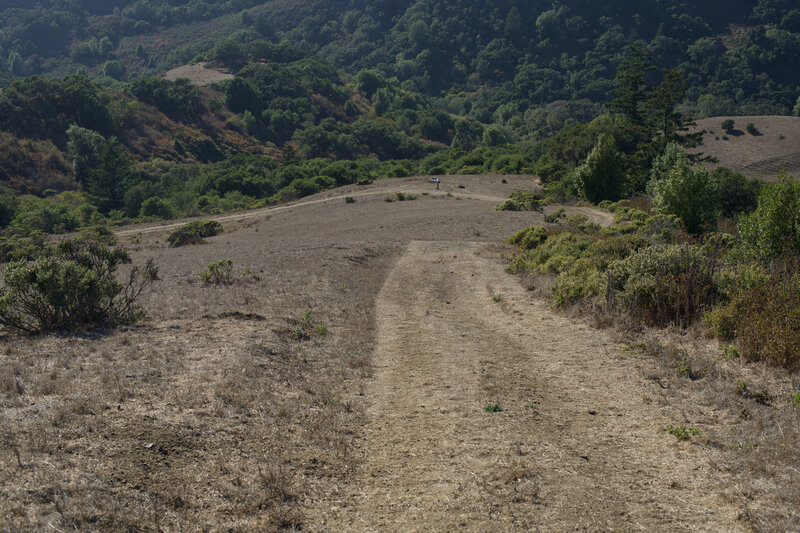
[739,173,800,260]
[224,77,260,113]
[254,14,274,40]
[408,20,429,49]
[648,145,719,233]
[482,125,511,147]
[607,45,656,126]
[355,69,386,98]
[211,40,246,69]
[713,167,762,218]
[646,69,701,149]
[573,134,627,203]
[452,119,484,151]
[505,7,523,42]
[129,77,203,121]
[67,125,106,184]
[86,137,136,214]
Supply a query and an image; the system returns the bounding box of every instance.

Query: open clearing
[164,62,235,85]
[0,174,782,530]
[692,115,800,181]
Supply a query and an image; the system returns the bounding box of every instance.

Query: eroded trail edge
[310,241,737,531]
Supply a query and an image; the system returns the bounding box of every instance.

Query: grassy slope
[692,116,800,181]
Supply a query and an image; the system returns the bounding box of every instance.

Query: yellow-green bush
[706,263,800,369]
[604,244,722,326]
[506,225,547,250]
[495,190,546,211]
[737,271,800,369]
[551,259,601,306]
[505,211,717,316]
[167,220,223,247]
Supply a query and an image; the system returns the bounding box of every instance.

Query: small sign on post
[429,177,440,190]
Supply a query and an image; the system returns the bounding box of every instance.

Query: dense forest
[0,0,798,244]
[2,0,799,115]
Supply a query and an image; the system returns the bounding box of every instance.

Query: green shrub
[604,244,722,326]
[495,190,546,211]
[167,220,223,247]
[648,145,719,234]
[0,233,46,263]
[504,213,694,312]
[714,167,762,218]
[393,191,416,201]
[483,403,504,413]
[745,122,758,135]
[0,235,158,334]
[9,200,81,234]
[614,207,649,224]
[572,133,626,203]
[507,225,547,250]
[551,261,601,306]
[544,207,566,223]
[739,173,800,261]
[639,214,684,244]
[721,119,735,132]
[708,263,800,369]
[201,259,234,285]
[139,197,174,219]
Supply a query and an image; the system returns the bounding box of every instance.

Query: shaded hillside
[1,1,799,120]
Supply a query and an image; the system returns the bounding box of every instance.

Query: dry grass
[691,115,800,182]
[617,327,800,531]
[0,175,542,530]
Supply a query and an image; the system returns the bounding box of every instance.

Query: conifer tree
[86,137,135,214]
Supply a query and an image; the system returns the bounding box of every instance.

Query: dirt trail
[309,241,738,531]
[114,176,613,238]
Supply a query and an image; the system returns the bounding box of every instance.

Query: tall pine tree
[86,137,135,214]
[607,45,656,126]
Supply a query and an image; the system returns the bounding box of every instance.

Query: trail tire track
[310,241,737,531]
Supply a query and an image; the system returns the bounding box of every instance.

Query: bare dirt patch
[164,62,235,86]
[308,241,738,531]
[691,115,800,181]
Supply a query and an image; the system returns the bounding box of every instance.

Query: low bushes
[506,217,654,307]
[201,259,234,285]
[604,244,722,327]
[507,217,723,323]
[706,261,800,369]
[495,190,547,211]
[504,178,800,370]
[0,233,158,334]
[167,220,223,247]
[507,225,547,250]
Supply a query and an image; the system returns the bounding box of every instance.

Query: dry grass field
[1,175,797,531]
[692,115,800,181]
[164,63,235,86]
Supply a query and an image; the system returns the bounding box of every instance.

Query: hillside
[1,177,797,530]
[1,1,799,119]
[693,115,800,181]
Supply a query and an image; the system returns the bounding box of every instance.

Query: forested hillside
[0,0,798,243]
[2,0,799,116]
